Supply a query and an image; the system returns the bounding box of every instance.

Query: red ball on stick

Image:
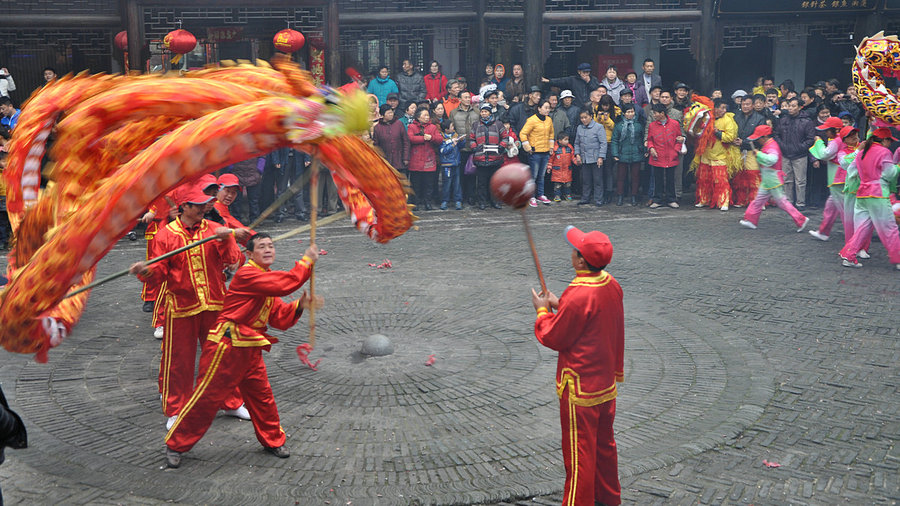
[490,163,535,208]
[114,31,128,52]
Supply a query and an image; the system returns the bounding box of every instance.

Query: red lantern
[114,31,128,52]
[164,29,197,64]
[273,29,305,53]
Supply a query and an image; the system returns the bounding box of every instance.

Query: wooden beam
[523,0,543,88]
[138,0,327,5]
[0,15,121,28]
[325,0,340,85]
[339,11,478,24]
[484,10,702,24]
[125,0,144,73]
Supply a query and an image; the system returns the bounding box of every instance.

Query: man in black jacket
[774,97,816,209]
[507,86,543,135]
[733,95,768,205]
[542,63,600,110]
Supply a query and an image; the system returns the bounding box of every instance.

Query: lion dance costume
[683,95,742,209]
[0,55,414,362]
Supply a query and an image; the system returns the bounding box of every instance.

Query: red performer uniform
[165,255,313,453]
[534,227,624,506]
[139,212,244,417]
[141,194,173,306]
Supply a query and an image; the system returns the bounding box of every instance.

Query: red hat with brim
[747,124,772,141]
[198,173,218,192]
[872,127,899,142]
[839,125,859,139]
[565,226,613,268]
[179,186,214,206]
[816,117,844,131]
[217,173,240,188]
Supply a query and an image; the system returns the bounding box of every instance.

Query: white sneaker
[166,415,178,430]
[720,205,729,211]
[842,259,862,268]
[797,217,810,232]
[808,230,829,241]
[649,202,660,209]
[222,404,251,420]
[694,202,704,208]
[154,326,164,339]
[528,198,537,208]
[895,264,900,271]
[858,250,871,259]
[668,202,680,208]
[739,220,757,230]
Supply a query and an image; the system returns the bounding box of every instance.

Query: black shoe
[576,201,590,206]
[478,203,486,210]
[630,196,637,206]
[491,202,502,209]
[616,195,623,206]
[265,445,290,458]
[295,214,308,221]
[126,231,138,241]
[424,203,433,211]
[142,300,155,313]
[166,447,182,468]
[274,216,284,224]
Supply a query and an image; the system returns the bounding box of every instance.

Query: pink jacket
[646,118,682,168]
[856,143,896,198]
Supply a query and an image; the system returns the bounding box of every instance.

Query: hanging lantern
[114,31,128,52]
[273,29,305,54]
[164,29,197,65]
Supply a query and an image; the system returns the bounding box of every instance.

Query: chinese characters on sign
[718,0,875,14]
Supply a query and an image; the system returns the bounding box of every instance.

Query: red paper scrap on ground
[762,459,781,468]
[425,354,435,366]
[296,343,321,371]
[319,249,327,255]
[367,259,392,269]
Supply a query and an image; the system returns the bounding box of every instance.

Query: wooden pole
[325,0,341,85]
[124,0,143,73]
[519,207,547,294]
[523,0,545,88]
[307,161,320,348]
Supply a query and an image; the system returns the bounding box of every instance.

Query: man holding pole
[531,226,624,506]
[164,233,320,468]
[130,185,249,429]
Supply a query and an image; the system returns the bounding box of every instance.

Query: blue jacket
[367,77,399,106]
[440,134,461,167]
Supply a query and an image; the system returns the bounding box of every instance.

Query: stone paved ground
[0,200,898,505]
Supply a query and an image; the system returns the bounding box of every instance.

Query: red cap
[178,186,214,206]
[217,173,240,188]
[198,173,218,192]
[839,125,859,139]
[816,117,844,131]
[872,127,898,142]
[565,226,613,268]
[747,124,772,141]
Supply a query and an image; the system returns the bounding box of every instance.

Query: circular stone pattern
[360,333,394,356]
[11,290,771,505]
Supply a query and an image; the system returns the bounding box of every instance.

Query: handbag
[464,154,476,175]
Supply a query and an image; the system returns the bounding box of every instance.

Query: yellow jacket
[701,112,742,172]
[520,115,555,153]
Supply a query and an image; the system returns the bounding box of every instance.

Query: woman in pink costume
[838,128,900,269]
[807,119,848,241]
[739,125,809,231]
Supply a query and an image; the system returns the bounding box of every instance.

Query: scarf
[623,118,635,143]
[536,113,546,122]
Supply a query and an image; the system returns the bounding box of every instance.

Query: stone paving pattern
[0,201,898,505]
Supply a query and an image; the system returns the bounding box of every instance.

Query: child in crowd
[502,119,521,165]
[549,132,575,201]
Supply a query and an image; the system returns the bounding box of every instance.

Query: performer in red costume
[164,233,320,468]
[138,193,177,315]
[214,174,254,246]
[130,186,249,429]
[532,226,625,506]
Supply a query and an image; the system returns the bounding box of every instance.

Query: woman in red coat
[424,60,448,102]
[372,104,410,174]
[407,108,442,210]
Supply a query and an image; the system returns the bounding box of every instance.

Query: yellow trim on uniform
[569,271,611,288]
[566,399,579,506]
[536,307,549,316]
[160,304,175,413]
[165,340,229,441]
[556,368,618,407]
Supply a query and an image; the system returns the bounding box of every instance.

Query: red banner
[596,54,634,75]
[206,27,244,43]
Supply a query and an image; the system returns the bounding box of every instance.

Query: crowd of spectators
[360,58,873,213]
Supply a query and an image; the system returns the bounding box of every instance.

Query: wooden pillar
[695,0,717,94]
[474,0,487,74]
[325,0,341,85]
[124,0,143,73]
[524,0,544,87]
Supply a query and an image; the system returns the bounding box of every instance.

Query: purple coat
[372,118,410,170]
